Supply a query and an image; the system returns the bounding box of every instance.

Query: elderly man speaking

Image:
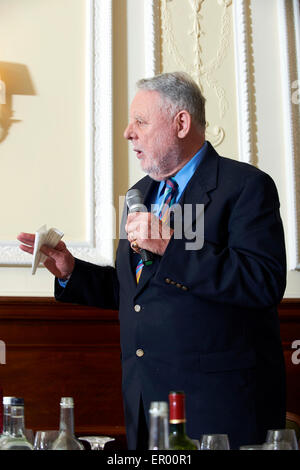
[18,72,286,450]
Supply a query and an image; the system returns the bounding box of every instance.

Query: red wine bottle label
[169,391,186,423]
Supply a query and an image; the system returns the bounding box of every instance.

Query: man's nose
[123,124,132,140]
[124,122,134,140]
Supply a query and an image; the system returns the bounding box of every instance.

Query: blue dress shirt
[149,141,207,213]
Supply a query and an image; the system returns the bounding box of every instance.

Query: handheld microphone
[126,189,154,266]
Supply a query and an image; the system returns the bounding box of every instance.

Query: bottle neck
[169,422,187,436]
[10,405,26,438]
[169,392,187,436]
[59,406,75,435]
[2,404,11,435]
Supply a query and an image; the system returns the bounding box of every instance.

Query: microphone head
[126,189,146,212]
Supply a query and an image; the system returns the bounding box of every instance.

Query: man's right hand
[17,232,75,280]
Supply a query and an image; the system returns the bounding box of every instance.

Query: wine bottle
[0,398,33,450]
[52,397,84,450]
[148,401,169,450]
[168,391,198,450]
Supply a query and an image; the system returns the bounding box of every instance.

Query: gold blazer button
[136,349,144,357]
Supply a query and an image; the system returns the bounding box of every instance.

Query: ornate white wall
[0,0,299,297]
[161,0,238,158]
[126,0,300,297]
[0,0,114,295]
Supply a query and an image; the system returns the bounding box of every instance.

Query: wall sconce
[0,75,6,140]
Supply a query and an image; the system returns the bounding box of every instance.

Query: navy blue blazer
[55,142,286,449]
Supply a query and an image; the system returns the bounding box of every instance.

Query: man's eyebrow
[134,113,147,121]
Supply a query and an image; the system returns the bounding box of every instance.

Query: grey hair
[136,71,206,131]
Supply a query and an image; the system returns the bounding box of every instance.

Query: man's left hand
[125,212,173,257]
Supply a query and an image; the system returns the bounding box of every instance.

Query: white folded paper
[32,225,64,275]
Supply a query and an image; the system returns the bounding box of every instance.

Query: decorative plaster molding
[160,0,234,147]
[205,123,225,148]
[232,0,253,164]
[144,0,161,76]
[277,0,300,270]
[161,0,189,72]
[93,0,114,266]
[294,0,300,86]
[0,0,114,267]
[200,0,231,120]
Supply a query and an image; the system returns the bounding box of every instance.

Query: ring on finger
[131,240,138,249]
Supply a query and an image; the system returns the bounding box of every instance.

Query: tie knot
[158,177,178,222]
[165,177,178,193]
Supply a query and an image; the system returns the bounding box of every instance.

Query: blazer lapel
[179,141,218,210]
[134,256,160,298]
[131,141,220,296]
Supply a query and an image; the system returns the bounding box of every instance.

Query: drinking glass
[199,434,230,450]
[34,430,59,450]
[263,441,292,450]
[266,429,298,450]
[78,436,115,450]
[240,444,276,450]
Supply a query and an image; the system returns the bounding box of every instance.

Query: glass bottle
[168,391,198,450]
[52,397,84,450]
[148,401,169,450]
[0,397,15,448]
[0,398,33,450]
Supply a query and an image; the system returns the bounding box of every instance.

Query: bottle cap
[168,391,186,423]
[9,398,24,406]
[3,397,17,405]
[149,401,168,417]
[60,397,74,407]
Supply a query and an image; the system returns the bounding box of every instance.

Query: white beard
[141,140,182,181]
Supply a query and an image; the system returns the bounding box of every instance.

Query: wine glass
[263,442,292,450]
[199,434,230,450]
[34,430,59,450]
[240,444,276,450]
[266,429,298,450]
[78,436,115,450]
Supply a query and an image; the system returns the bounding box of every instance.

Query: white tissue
[32,225,64,275]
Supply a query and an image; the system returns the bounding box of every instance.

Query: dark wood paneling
[0,297,299,448]
[278,299,300,417]
[0,297,126,448]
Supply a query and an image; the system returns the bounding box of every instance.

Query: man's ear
[174,110,192,138]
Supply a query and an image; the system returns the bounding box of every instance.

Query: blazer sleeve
[55,257,120,310]
[156,171,287,309]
